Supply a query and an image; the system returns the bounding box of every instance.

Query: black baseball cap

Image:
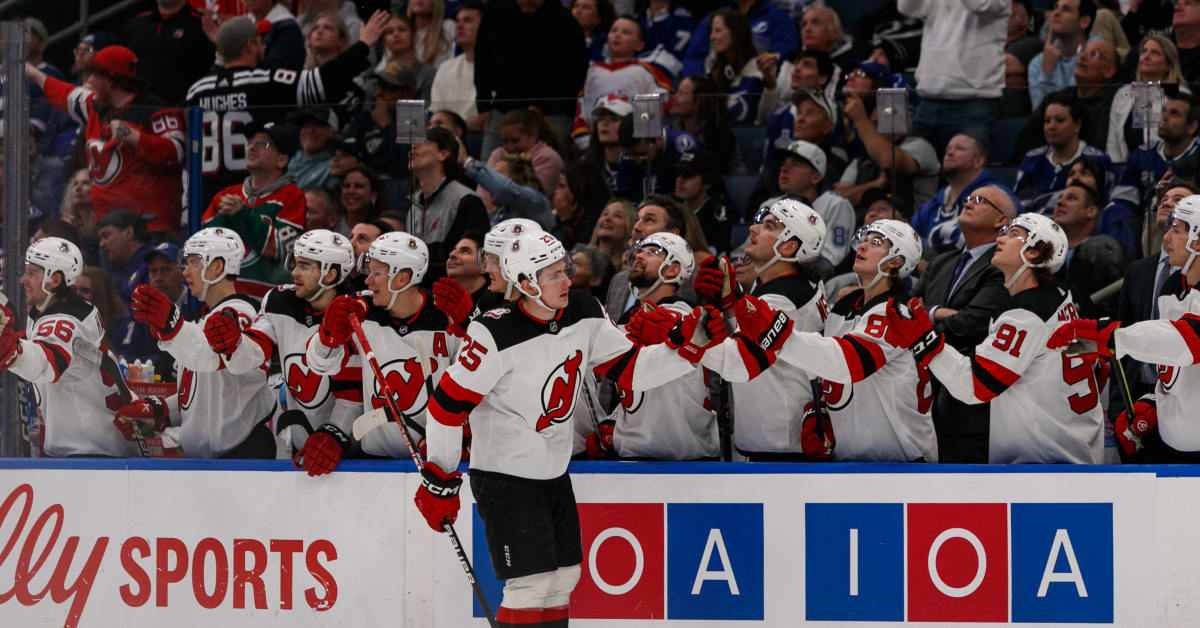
[332,136,367,161]
[291,106,339,129]
[675,149,718,179]
[244,120,297,158]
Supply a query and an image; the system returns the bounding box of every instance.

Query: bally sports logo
[0,484,339,628]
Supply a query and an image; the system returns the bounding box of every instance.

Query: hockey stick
[1109,354,1137,424]
[71,338,149,457]
[348,316,498,628]
[703,261,736,462]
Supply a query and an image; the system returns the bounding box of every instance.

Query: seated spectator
[202,121,306,297]
[570,0,616,62]
[340,165,385,227]
[1015,92,1113,215]
[1013,39,1119,162]
[1006,0,1043,66]
[288,107,339,190]
[758,48,833,128]
[799,4,856,80]
[329,137,366,184]
[352,62,417,178]
[58,168,99,263]
[613,114,700,202]
[446,231,489,300]
[298,0,363,42]
[589,197,636,272]
[71,31,117,86]
[376,14,436,99]
[120,0,215,104]
[669,75,744,175]
[680,0,797,78]
[551,160,611,248]
[490,107,565,198]
[429,2,484,129]
[1002,52,1033,119]
[24,132,63,219]
[706,9,765,124]
[410,0,456,67]
[761,140,855,269]
[673,149,730,255]
[1052,182,1128,317]
[750,89,846,218]
[31,219,87,266]
[96,209,157,305]
[379,210,406,232]
[1028,0,1097,111]
[247,0,306,70]
[1108,35,1190,163]
[603,194,698,318]
[1107,93,1200,253]
[570,243,613,295]
[636,0,697,78]
[21,19,73,160]
[304,186,346,235]
[406,126,490,281]
[583,95,632,191]
[836,86,940,210]
[467,152,554,228]
[1093,2,1131,59]
[1173,0,1200,84]
[76,266,150,364]
[349,218,394,264]
[913,133,1022,249]
[572,17,672,147]
[302,13,363,124]
[145,241,197,343]
[430,110,469,144]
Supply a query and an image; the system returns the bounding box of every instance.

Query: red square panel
[571,503,664,619]
[907,503,1008,622]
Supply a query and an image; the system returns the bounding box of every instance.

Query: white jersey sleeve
[159,301,256,372]
[426,321,505,473]
[225,293,277,375]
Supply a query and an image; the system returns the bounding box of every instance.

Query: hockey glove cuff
[415,462,463,532]
[131,285,183,341]
[293,424,353,477]
[1115,395,1158,456]
[113,396,169,440]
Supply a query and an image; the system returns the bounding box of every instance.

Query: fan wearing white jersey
[0,237,138,458]
[414,232,725,628]
[886,213,1103,464]
[693,198,831,460]
[305,232,461,461]
[202,229,365,475]
[118,228,277,458]
[1048,195,1200,462]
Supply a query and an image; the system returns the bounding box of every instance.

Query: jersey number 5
[1062,354,1099,413]
[457,339,488,372]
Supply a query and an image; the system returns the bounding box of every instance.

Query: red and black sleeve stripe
[1172,314,1200,364]
[594,345,641,391]
[971,355,1020,402]
[244,328,275,364]
[331,366,364,402]
[34,340,70,383]
[834,334,887,383]
[732,334,771,379]
[428,373,483,427]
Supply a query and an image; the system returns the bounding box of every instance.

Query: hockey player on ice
[1048,195,1200,462]
[414,231,729,627]
[1,237,139,457]
[117,227,277,458]
[887,213,1104,464]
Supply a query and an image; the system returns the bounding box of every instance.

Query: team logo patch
[535,350,583,431]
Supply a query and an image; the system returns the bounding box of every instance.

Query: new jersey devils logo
[535,351,583,431]
[86,138,122,186]
[284,353,330,409]
[178,368,197,411]
[1158,364,1180,391]
[617,386,644,413]
[371,357,437,414]
[820,379,852,411]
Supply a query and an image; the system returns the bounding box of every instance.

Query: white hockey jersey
[158,295,277,458]
[227,285,364,449]
[306,291,459,457]
[571,61,673,145]
[610,297,717,460]
[1114,272,1200,451]
[930,286,1103,464]
[774,286,938,462]
[425,290,697,479]
[10,294,138,457]
[699,272,829,454]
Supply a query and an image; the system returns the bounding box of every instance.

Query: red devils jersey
[43,75,185,233]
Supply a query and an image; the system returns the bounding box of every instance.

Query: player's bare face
[852,232,891,275]
[482,253,508,294]
[993,226,1029,274]
[745,216,782,265]
[1163,220,1199,268]
[180,255,210,299]
[629,245,665,287]
[536,260,572,310]
[291,257,323,299]
[19,264,48,305]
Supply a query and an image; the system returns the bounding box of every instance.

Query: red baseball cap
[93,46,138,80]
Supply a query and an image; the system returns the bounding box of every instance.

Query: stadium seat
[989,118,1027,166]
[466,131,483,159]
[724,175,758,221]
[733,125,765,173]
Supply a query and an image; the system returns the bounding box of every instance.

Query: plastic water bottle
[119,358,129,381]
[145,361,155,384]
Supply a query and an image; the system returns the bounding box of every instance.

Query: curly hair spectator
[707,9,765,124]
[669,75,745,174]
[589,198,636,271]
[552,159,611,248]
[1108,35,1190,162]
[409,0,456,66]
[571,0,617,61]
[341,165,386,227]
[1015,92,1114,216]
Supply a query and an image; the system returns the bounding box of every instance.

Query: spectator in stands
[287,107,339,190]
[349,218,394,270]
[352,61,417,179]
[121,0,215,103]
[431,110,468,142]
[604,194,695,318]
[836,86,940,211]
[22,18,72,158]
[202,121,306,297]
[680,0,798,79]
[750,89,845,220]
[758,48,833,128]
[552,159,611,248]
[913,133,1021,249]
[475,0,588,158]
[1014,38,1119,162]
[570,243,613,295]
[376,15,436,99]
[762,140,855,269]
[446,231,489,301]
[71,32,117,89]
[76,267,129,350]
[1028,0,1097,111]
[572,18,672,148]
[467,152,554,228]
[144,242,194,329]
[1007,0,1043,63]
[304,13,351,68]
[706,9,765,124]
[637,0,696,78]
[304,186,346,235]
[1173,0,1200,83]
[1107,93,1200,253]
[96,209,156,305]
[900,0,1008,153]
[407,127,490,280]
[298,0,363,42]
[800,4,855,73]
[589,197,636,271]
[669,75,743,175]
[489,107,564,198]
[860,188,905,225]
[614,115,700,202]
[1052,182,1128,317]
[1093,0,1132,58]
[1108,35,1188,163]
[245,0,306,70]
[1015,92,1113,215]
[911,185,1015,462]
[410,0,456,67]
[340,165,385,227]
[673,149,729,255]
[430,2,483,129]
[329,137,365,183]
[1002,51,1034,119]
[570,0,616,62]
[583,95,632,192]
[59,169,98,259]
[31,219,85,257]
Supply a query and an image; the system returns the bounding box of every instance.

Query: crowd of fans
[6,0,1200,463]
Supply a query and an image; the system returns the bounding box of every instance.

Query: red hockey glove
[203,309,242,356]
[1114,395,1158,457]
[885,298,944,369]
[800,399,835,459]
[113,396,169,440]
[693,255,742,310]
[433,278,473,337]
[625,302,681,345]
[585,419,617,459]
[1045,318,1118,357]
[667,305,728,363]
[733,293,794,357]
[414,461,463,532]
[0,304,21,370]
[293,424,352,477]
[318,295,367,348]
[131,285,183,341]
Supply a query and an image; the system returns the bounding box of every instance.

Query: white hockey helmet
[1167,194,1200,274]
[752,197,827,272]
[484,218,544,298]
[361,232,429,309]
[853,219,922,291]
[289,229,355,302]
[997,212,1068,288]
[632,231,694,298]
[26,237,83,311]
[182,227,244,302]
[500,231,573,310]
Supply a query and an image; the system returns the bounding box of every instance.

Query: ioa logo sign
[806,502,1113,623]
[472,503,763,620]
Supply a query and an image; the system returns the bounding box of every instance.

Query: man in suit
[912,185,1016,462]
